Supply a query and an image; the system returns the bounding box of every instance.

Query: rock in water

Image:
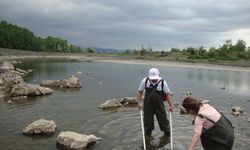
[231,106,244,116]
[98,99,122,109]
[201,99,211,104]
[22,119,57,135]
[10,83,53,97]
[120,97,137,104]
[56,131,100,149]
[40,75,82,88]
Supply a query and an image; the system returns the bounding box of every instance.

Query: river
[0,59,250,150]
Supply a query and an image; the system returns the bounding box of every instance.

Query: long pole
[140,110,146,150]
[169,111,173,150]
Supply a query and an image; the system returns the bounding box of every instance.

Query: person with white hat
[137,68,173,136]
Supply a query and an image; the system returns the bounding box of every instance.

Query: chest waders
[143,78,170,135]
[198,113,234,150]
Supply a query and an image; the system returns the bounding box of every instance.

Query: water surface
[0,59,250,150]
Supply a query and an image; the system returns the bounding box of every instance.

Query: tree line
[124,40,250,61]
[0,20,95,53]
[170,39,250,60]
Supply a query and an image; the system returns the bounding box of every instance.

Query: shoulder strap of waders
[145,77,149,88]
[145,78,164,89]
[161,79,164,92]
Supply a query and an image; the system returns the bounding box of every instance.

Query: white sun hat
[148,68,160,80]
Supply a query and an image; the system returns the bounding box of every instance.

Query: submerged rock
[231,106,244,116]
[56,131,100,149]
[22,119,57,135]
[10,83,53,97]
[40,75,82,88]
[98,99,122,109]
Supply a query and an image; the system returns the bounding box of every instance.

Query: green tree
[233,39,246,52]
[0,20,84,53]
[86,47,95,53]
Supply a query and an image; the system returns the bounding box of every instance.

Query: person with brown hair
[181,96,234,150]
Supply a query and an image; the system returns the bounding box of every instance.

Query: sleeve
[194,116,204,136]
[138,78,146,91]
[163,80,171,93]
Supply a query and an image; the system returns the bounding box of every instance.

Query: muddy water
[0,59,250,150]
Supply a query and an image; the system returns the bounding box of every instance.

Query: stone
[120,97,137,104]
[10,83,53,97]
[40,75,81,88]
[201,99,211,104]
[15,68,28,75]
[0,61,15,70]
[231,106,244,116]
[98,99,122,109]
[56,131,100,149]
[0,71,24,94]
[185,91,192,96]
[22,119,57,135]
[40,80,61,87]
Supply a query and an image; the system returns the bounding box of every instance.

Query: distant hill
[94,47,124,53]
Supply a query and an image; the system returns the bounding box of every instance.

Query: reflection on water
[186,69,250,95]
[0,59,250,150]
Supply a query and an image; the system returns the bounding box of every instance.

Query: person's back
[137,68,173,136]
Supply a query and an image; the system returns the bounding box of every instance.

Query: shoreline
[95,59,250,72]
[1,48,250,72]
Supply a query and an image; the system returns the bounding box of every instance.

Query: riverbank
[1,48,250,72]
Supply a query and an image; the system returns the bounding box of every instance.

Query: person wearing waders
[181,96,234,150]
[137,68,173,136]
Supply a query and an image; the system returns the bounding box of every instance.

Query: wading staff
[140,110,146,150]
[169,111,173,150]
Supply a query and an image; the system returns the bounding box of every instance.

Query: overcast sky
[0,0,250,50]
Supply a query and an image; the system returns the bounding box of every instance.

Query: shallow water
[0,59,250,150]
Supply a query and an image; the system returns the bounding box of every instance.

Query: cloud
[0,0,250,50]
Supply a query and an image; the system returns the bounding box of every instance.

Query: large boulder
[10,83,53,97]
[120,97,137,105]
[40,75,81,88]
[98,99,122,109]
[0,71,24,95]
[22,119,57,135]
[56,131,100,149]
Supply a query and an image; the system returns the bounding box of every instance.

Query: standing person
[137,68,173,136]
[181,96,234,150]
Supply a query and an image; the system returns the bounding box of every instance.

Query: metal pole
[170,111,173,150]
[140,110,146,150]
